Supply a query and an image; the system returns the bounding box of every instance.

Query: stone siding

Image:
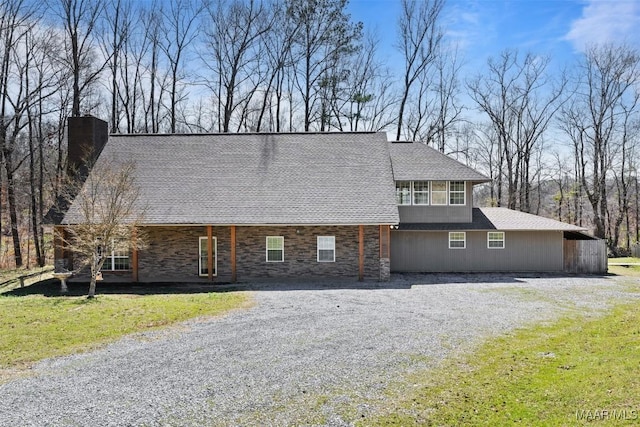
[132,225,381,282]
[236,225,380,280]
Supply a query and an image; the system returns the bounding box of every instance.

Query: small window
[317,236,335,262]
[431,181,448,205]
[199,236,217,276]
[488,232,505,249]
[266,236,284,262]
[102,240,130,271]
[413,181,429,205]
[449,181,465,205]
[449,232,466,249]
[396,181,412,205]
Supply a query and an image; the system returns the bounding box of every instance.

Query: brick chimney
[67,115,109,179]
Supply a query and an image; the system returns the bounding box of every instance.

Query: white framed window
[431,181,448,205]
[449,232,466,249]
[396,181,412,205]
[199,236,218,276]
[488,232,505,249]
[317,236,336,262]
[101,241,130,271]
[413,181,430,205]
[449,181,465,205]
[266,236,284,262]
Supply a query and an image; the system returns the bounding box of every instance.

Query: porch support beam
[132,228,139,282]
[358,225,364,281]
[207,225,213,281]
[231,225,237,283]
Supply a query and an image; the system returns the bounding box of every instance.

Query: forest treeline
[1,0,639,268]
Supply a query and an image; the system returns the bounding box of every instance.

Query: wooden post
[358,225,364,281]
[207,225,213,281]
[231,225,237,283]
[132,229,139,282]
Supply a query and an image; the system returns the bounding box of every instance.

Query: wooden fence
[563,239,607,274]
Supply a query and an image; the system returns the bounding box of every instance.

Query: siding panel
[391,230,564,272]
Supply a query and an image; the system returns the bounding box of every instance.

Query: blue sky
[346,0,640,73]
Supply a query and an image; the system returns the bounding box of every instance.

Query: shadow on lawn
[2,279,238,297]
[2,272,596,297]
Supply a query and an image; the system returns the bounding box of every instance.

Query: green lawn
[365,288,640,426]
[609,257,640,277]
[0,281,250,382]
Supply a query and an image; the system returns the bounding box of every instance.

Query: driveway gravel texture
[1,273,638,426]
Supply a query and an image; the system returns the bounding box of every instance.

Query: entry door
[199,236,217,276]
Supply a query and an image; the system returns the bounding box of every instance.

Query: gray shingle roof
[389,143,490,182]
[397,207,588,232]
[62,132,400,226]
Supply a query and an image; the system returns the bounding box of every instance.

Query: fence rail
[0,267,54,288]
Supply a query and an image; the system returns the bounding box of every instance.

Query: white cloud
[565,0,640,50]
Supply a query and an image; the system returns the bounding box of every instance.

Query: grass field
[0,276,250,382]
[609,257,640,277]
[364,279,640,426]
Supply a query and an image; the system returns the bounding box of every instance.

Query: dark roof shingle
[389,143,490,182]
[397,207,588,232]
[63,132,400,225]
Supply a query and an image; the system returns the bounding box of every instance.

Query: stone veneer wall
[236,225,380,280]
[135,225,381,282]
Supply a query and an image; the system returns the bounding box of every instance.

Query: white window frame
[266,236,285,262]
[431,181,448,205]
[449,181,466,205]
[102,240,130,271]
[412,181,430,205]
[487,232,505,249]
[396,181,412,205]
[448,232,466,249]
[317,236,336,262]
[199,236,218,277]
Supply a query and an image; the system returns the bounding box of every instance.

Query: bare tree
[287,0,362,131]
[160,0,202,133]
[468,50,565,211]
[395,0,444,141]
[201,0,274,132]
[560,44,640,244]
[54,0,108,117]
[58,157,145,297]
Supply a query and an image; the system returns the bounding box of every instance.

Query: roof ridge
[110,131,382,137]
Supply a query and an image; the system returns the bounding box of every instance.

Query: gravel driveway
[1,274,637,426]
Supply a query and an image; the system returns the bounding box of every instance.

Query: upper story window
[449,181,465,205]
[431,181,448,205]
[413,181,429,205]
[395,180,467,206]
[396,181,412,205]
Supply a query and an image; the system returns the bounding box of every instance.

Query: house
[52,116,604,283]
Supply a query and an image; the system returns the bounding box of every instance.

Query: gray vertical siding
[390,230,564,272]
[398,182,474,223]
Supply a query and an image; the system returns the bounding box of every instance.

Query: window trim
[412,181,430,205]
[449,181,466,205]
[431,181,448,206]
[266,236,285,262]
[199,236,218,277]
[448,232,466,249]
[396,181,412,205]
[317,236,336,262]
[102,240,130,271]
[487,231,505,249]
